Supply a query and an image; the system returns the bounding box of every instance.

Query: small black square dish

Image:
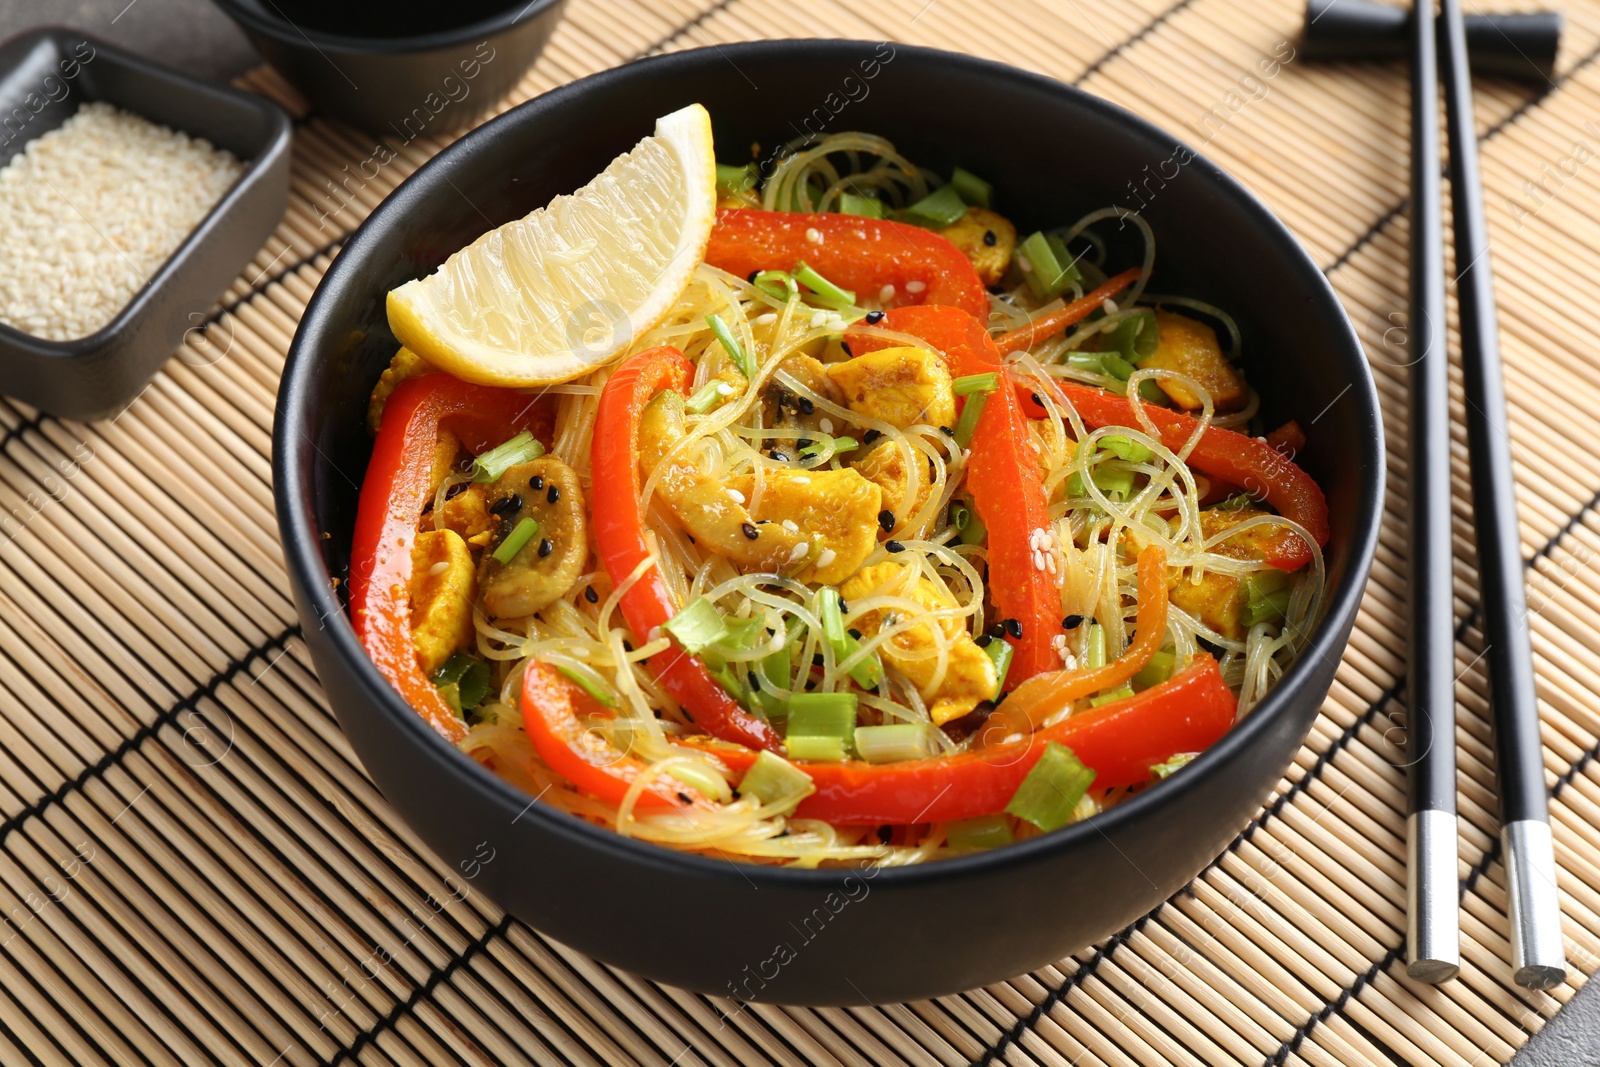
[0,27,291,421]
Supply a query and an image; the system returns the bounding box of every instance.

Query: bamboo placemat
[3,0,1600,1062]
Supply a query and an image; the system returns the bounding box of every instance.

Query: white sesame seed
[726,488,746,504]
[819,418,834,434]
[716,382,735,395]
[1033,549,1046,571]
[905,280,926,294]
[879,284,896,303]
[1046,554,1057,575]
[782,519,799,533]
[755,312,777,325]
[0,102,244,341]
[826,314,847,330]
[1018,256,1033,273]
[805,227,823,244]
[810,311,829,328]
[790,476,810,484]
[816,548,837,568]
[1103,298,1120,314]
[428,561,450,577]
[788,542,810,562]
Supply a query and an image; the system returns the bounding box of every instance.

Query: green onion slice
[953,388,989,448]
[491,516,540,564]
[901,184,968,228]
[1088,684,1136,707]
[853,723,935,764]
[949,167,993,208]
[1005,741,1097,832]
[716,162,757,197]
[685,379,728,414]
[1131,649,1175,691]
[984,638,1014,699]
[739,750,816,806]
[1098,433,1154,464]
[434,653,491,710]
[792,261,857,310]
[947,814,1013,850]
[1084,623,1107,669]
[471,431,545,484]
[662,597,728,653]
[706,313,755,378]
[1151,752,1197,780]
[786,691,858,752]
[785,735,848,762]
[952,371,999,396]
[549,658,620,708]
[1018,230,1082,300]
[751,269,797,301]
[839,192,886,218]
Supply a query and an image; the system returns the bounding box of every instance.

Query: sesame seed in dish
[0,102,244,342]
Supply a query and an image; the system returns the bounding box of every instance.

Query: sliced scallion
[1108,309,1160,363]
[739,750,815,806]
[947,814,1014,850]
[839,192,885,218]
[949,503,971,531]
[751,269,797,301]
[549,659,620,708]
[1084,623,1106,669]
[952,371,999,396]
[1243,570,1293,627]
[854,723,935,764]
[1151,752,1197,779]
[792,261,856,310]
[1131,649,1175,691]
[663,596,728,653]
[491,516,540,564]
[960,509,987,546]
[1088,685,1135,707]
[706,313,755,379]
[949,167,993,208]
[685,379,727,414]
[1098,352,1137,382]
[664,761,728,801]
[434,653,491,710]
[900,183,968,228]
[716,162,757,197]
[786,691,858,751]
[799,435,859,460]
[840,633,885,689]
[471,431,545,484]
[1018,230,1082,300]
[785,735,848,762]
[952,388,989,448]
[1098,433,1153,464]
[984,638,1014,699]
[1006,741,1097,832]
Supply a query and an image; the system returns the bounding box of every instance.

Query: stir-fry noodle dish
[349,105,1330,867]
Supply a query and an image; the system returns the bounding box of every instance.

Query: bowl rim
[0,25,293,358]
[275,37,1385,889]
[209,0,566,53]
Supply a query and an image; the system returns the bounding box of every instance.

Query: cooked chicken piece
[1201,505,1307,564]
[760,352,839,435]
[826,345,956,430]
[367,346,436,433]
[433,483,495,546]
[409,529,476,674]
[853,439,934,536]
[840,563,996,725]
[638,390,809,572]
[477,456,588,618]
[1142,311,1247,412]
[939,206,1017,287]
[1169,570,1245,642]
[729,467,883,585]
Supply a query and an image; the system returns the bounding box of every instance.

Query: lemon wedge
[387,103,717,386]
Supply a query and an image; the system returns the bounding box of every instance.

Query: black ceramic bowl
[0,27,290,421]
[210,0,565,134]
[275,40,1384,1005]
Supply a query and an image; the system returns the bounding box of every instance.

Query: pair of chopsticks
[1404,0,1565,989]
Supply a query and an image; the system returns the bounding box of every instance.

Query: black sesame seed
[537,538,554,558]
[885,540,906,553]
[528,474,544,491]
[489,493,521,516]
[877,509,895,532]
[847,628,863,641]
[748,670,762,691]
[798,397,815,415]
[546,484,560,504]
[797,438,814,450]
[840,341,852,357]
[864,310,885,324]
[770,451,789,463]
[1031,392,1045,407]
[939,425,955,437]
[677,791,693,805]
[813,653,826,667]
[1004,618,1023,639]
[986,622,1006,639]
[988,284,1007,295]
[444,481,470,501]
[983,229,998,246]
[585,586,599,603]
[976,633,993,648]
[1063,614,1084,629]
[862,429,882,445]
[838,596,848,612]
[741,522,759,540]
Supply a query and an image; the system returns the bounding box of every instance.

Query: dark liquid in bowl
[262,0,524,38]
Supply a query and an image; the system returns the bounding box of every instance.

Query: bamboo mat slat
[1,0,1599,1062]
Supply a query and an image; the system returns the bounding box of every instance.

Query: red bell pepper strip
[848,305,1061,687]
[993,268,1143,355]
[704,208,989,321]
[590,346,785,753]
[693,656,1235,826]
[521,660,716,812]
[1024,382,1329,570]
[351,374,554,743]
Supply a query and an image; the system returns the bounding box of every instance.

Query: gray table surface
[0,1,1595,1063]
